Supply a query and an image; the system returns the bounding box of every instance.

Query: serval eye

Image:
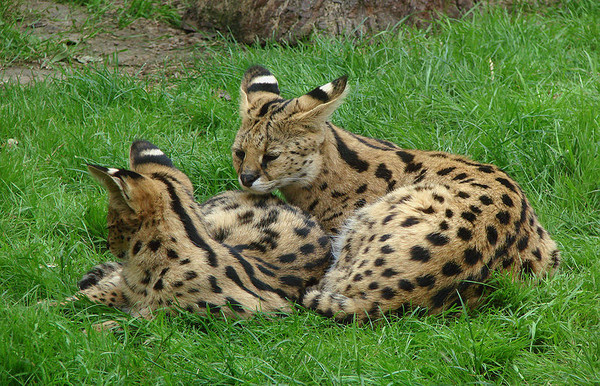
[263,153,279,163]
[234,149,245,160]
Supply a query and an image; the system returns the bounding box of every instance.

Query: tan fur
[76,140,332,320]
[233,66,560,322]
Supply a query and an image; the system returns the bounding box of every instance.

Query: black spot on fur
[461,211,477,223]
[405,162,423,173]
[141,270,151,285]
[486,226,498,245]
[398,279,415,291]
[382,268,399,277]
[496,177,518,192]
[432,194,445,203]
[278,253,297,263]
[132,241,142,255]
[416,274,436,288]
[380,245,395,254]
[209,276,222,293]
[478,165,494,173]
[153,278,164,291]
[396,150,414,164]
[318,236,329,247]
[355,199,367,208]
[457,227,472,241]
[501,194,514,207]
[442,261,463,276]
[356,184,368,194]
[375,163,393,181]
[294,227,310,237]
[464,247,483,265]
[353,273,363,282]
[280,275,304,287]
[382,214,396,225]
[300,244,315,255]
[496,211,510,225]
[167,249,179,259]
[238,210,254,224]
[457,191,470,199]
[396,279,414,292]
[374,258,386,266]
[426,232,449,246]
[432,286,454,308]
[537,226,545,239]
[414,169,427,184]
[308,199,319,212]
[379,234,392,242]
[437,167,456,176]
[420,206,435,214]
[381,287,396,300]
[517,235,529,251]
[479,195,493,205]
[452,173,468,181]
[410,245,431,262]
[401,217,420,227]
[185,271,198,280]
[532,248,542,260]
[469,205,482,214]
[439,220,449,230]
[445,209,454,218]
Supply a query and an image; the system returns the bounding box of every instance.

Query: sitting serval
[231,65,560,322]
[76,140,331,320]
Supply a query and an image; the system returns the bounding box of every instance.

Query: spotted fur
[232,66,560,322]
[76,140,331,319]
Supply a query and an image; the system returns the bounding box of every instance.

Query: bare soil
[2,0,209,84]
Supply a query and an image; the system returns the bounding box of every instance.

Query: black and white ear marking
[87,164,143,209]
[129,140,173,169]
[243,65,280,95]
[87,163,143,186]
[294,75,349,121]
[305,75,348,104]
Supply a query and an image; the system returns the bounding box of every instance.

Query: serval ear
[87,164,145,213]
[129,140,174,171]
[240,65,281,119]
[294,75,348,123]
[129,140,193,193]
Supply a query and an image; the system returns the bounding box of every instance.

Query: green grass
[57,0,182,28]
[1,1,599,383]
[0,0,181,65]
[0,0,62,64]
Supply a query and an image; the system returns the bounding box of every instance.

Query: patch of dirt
[2,0,210,84]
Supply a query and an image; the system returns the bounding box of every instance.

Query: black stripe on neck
[152,173,218,267]
[329,124,369,173]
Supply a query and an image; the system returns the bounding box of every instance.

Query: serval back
[77,140,332,319]
[232,65,559,322]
